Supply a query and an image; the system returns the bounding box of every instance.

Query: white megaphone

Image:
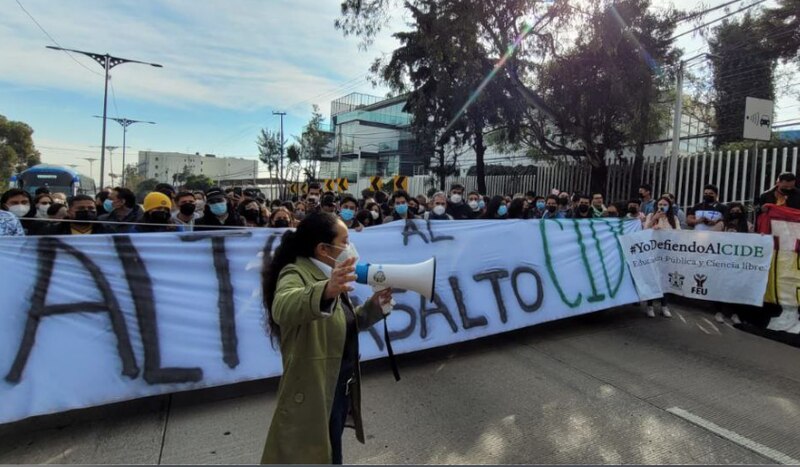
[355,258,437,312]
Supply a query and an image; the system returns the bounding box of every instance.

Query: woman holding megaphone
[260,212,392,465]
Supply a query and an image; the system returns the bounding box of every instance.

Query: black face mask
[780,187,795,195]
[243,209,260,221]
[179,203,196,216]
[73,210,97,222]
[730,212,743,219]
[558,198,569,206]
[703,195,715,203]
[578,205,590,213]
[273,219,290,228]
[546,205,557,213]
[628,207,639,215]
[150,211,171,224]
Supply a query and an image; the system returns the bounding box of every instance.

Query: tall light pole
[46,46,162,190]
[667,53,717,195]
[272,111,286,197]
[82,157,98,180]
[94,145,119,185]
[94,116,155,187]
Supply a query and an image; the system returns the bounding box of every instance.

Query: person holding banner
[260,212,391,464]
[687,184,726,232]
[643,196,677,318]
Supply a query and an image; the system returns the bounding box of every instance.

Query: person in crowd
[95,191,110,216]
[259,212,391,464]
[625,199,645,225]
[573,194,593,219]
[507,197,528,219]
[591,192,606,218]
[46,194,107,235]
[135,192,183,233]
[47,203,68,220]
[482,195,508,219]
[50,192,67,205]
[374,190,390,216]
[541,195,565,219]
[1,189,38,235]
[339,196,363,231]
[99,187,143,234]
[365,201,384,225]
[556,191,573,218]
[269,207,293,228]
[525,191,536,206]
[34,193,53,220]
[639,184,656,215]
[0,208,25,236]
[386,190,416,222]
[758,171,800,210]
[642,196,677,318]
[320,194,338,214]
[305,182,322,212]
[416,194,428,213]
[355,209,376,228]
[465,191,484,219]
[193,190,207,211]
[281,201,295,214]
[155,183,176,201]
[240,199,267,228]
[270,199,283,212]
[687,184,726,231]
[723,202,753,233]
[294,201,308,222]
[173,191,200,232]
[446,184,471,220]
[529,196,546,219]
[424,192,454,220]
[661,192,687,229]
[34,186,50,196]
[603,203,620,218]
[195,186,245,230]
[407,196,423,217]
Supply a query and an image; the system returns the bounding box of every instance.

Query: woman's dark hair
[47,202,66,217]
[262,212,340,341]
[269,207,293,226]
[482,195,506,219]
[356,209,372,227]
[34,193,54,206]
[658,196,678,229]
[508,198,527,219]
[114,187,137,208]
[365,201,383,225]
[238,200,266,226]
[725,202,749,232]
[1,189,33,216]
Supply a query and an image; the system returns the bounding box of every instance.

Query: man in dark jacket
[46,195,107,235]
[445,184,471,220]
[98,187,143,233]
[195,186,245,230]
[758,172,800,210]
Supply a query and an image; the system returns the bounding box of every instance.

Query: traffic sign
[370,176,383,192]
[324,179,335,192]
[393,175,408,192]
[289,183,299,195]
[301,183,308,194]
[744,97,774,141]
[337,178,349,192]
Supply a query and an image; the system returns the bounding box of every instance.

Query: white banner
[1,218,640,424]
[619,229,773,305]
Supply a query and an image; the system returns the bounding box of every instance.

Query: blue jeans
[329,376,351,464]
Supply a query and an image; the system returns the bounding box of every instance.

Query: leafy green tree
[257,128,283,175]
[0,114,41,184]
[183,174,214,191]
[297,105,332,180]
[758,0,799,67]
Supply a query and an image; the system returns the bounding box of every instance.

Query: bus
[9,164,97,197]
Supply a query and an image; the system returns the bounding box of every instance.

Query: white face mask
[370,210,380,220]
[450,194,462,204]
[195,200,205,211]
[8,204,29,218]
[326,242,359,266]
[468,200,479,211]
[433,205,446,216]
[37,204,51,216]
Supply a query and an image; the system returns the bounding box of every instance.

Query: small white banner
[619,229,773,305]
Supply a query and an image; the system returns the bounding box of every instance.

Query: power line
[670,0,770,41]
[673,0,749,25]
[14,0,102,77]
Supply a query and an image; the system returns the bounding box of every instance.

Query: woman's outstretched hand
[323,257,357,301]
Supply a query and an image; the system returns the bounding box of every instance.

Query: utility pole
[82,157,98,181]
[46,46,162,190]
[273,111,286,198]
[94,116,155,187]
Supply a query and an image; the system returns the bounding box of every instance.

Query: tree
[257,128,283,175]
[0,114,41,184]
[709,15,776,148]
[285,143,302,184]
[297,105,333,180]
[183,174,214,191]
[123,164,144,190]
[758,0,800,67]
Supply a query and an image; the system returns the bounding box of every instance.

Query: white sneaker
[714,312,725,323]
[646,307,655,318]
[767,307,799,331]
[731,314,742,325]
[662,306,672,318]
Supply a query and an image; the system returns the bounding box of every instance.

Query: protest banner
[0,218,640,424]
[755,204,800,333]
[620,229,773,306]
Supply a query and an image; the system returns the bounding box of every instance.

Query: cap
[143,191,172,212]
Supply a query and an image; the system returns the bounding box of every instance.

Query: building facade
[137,151,259,186]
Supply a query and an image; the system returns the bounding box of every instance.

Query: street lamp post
[94,116,155,187]
[46,46,162,190]
[82,157,98,180]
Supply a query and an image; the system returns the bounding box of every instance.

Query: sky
[2,0,797,181]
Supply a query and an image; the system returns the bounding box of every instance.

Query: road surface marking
[696,323,711,334]
[702,318,721,333]
[677,312,687,324]
[667,407,800,464]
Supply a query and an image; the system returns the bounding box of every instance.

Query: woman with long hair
[260,212,392,464]
[481,195,508,219]
[643,196,679,318]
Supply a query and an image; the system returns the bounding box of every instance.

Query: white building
[137,151,259,185]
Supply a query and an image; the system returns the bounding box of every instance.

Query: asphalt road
[2,300,799,464]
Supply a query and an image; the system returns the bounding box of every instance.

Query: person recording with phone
[260,212,392,465]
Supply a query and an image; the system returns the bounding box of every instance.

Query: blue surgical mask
[661,205,669,213]
[497,205,508,216]
[209,202,227,216]
[536,201,545,210]
[478,200,486,210]
[395,204,408,215]
[340,208,355,221]
[103,199,114,212]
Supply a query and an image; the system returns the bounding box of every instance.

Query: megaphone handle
[384,319,401,382]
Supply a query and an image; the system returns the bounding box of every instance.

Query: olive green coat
[261,256,385,464]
